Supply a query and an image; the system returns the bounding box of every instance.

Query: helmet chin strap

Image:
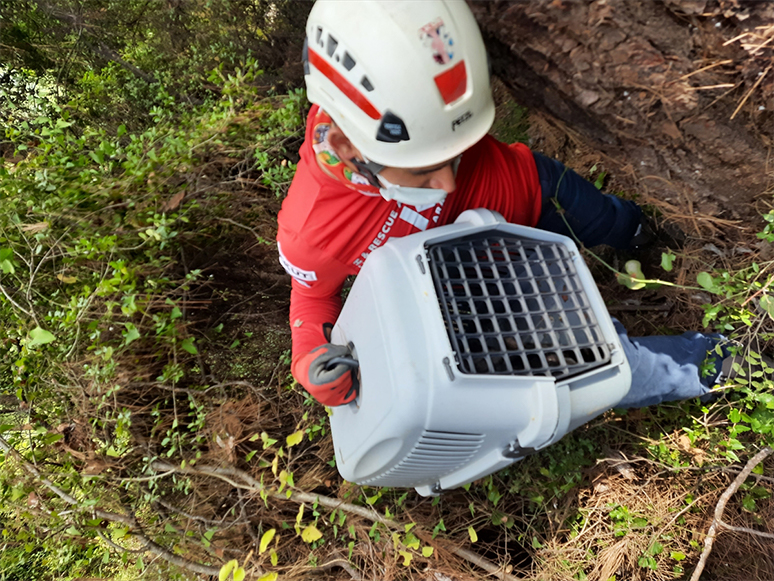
[349,156,448,206]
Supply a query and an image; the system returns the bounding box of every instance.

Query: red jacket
[277,106,542,380]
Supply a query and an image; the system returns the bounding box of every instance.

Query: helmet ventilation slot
[343,52,356,71]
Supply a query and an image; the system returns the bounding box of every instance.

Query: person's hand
[294,343,359,406]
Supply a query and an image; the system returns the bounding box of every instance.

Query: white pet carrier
[329,209,631,496]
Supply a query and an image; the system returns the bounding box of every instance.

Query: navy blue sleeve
[533,152,642,249]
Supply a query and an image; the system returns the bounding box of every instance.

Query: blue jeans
[532,152,724,408]
[614,320,724,408]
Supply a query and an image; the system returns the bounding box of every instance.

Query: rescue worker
[277,0,728,408]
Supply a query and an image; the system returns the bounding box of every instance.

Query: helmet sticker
[311,109,381,195]
[313,123,331,146]
[419,18,454,65]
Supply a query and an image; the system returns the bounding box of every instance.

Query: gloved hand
[294,343,359,406]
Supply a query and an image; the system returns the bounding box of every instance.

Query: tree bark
[471,0,774,225]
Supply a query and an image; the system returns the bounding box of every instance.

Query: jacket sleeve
[277,228,351,381]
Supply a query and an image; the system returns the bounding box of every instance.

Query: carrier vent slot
[360,430,483,487]
[427,229,611,379]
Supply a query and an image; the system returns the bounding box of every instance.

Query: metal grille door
[427,230,611,378]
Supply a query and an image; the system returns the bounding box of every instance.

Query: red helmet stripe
[434,60,467,105]
[308,48,381,120]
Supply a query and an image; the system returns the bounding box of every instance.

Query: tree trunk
[471,0,773,227]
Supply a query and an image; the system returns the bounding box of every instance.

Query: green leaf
[468,526,478,543]
[760,295,774,321]
[0,248,15,275]
[27,327,56,348]
[233,567,246,581]
[286,430,304,447]
[259,528,276,554]
[270,550,278,566]
[180,337,198,355]
[398,550,412,567]
[422,546,434,558]
[123,323,141,345]
[219,560,237,581]
[625,260,644,278]
[257,573,278,581]
[301,525,322,543]
[65,525,80,536]
[660,251,676,272]
[164,523,177,533]
[531,536,543,548]
[671,551,686,561]
[113,527,129,539]
[617,260,646,290]
[697,272,717,292]
[631,517,649,528]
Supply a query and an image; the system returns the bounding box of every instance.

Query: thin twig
[97,529,149,554]
[315,558,364,580]
[690,447,773,581]
[730,64,772,120]
[214,217,269,244]
[112,470,176,483]
[452,546,523,581]
[0,282,35,320]
[717,520,774,540]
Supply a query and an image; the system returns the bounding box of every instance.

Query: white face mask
[376,157,460,206]
[377,174,448,206]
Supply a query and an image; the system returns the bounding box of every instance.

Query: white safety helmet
[303,0,495,170]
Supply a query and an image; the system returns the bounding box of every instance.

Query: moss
[490,99,531,145]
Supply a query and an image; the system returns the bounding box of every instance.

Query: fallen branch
[0,435,134,526]
[690,446,773,581]
[150,460,523,581]
[139,533,223,577]
[0,436,226,578]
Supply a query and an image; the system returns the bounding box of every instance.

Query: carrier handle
[325,356,359,371]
